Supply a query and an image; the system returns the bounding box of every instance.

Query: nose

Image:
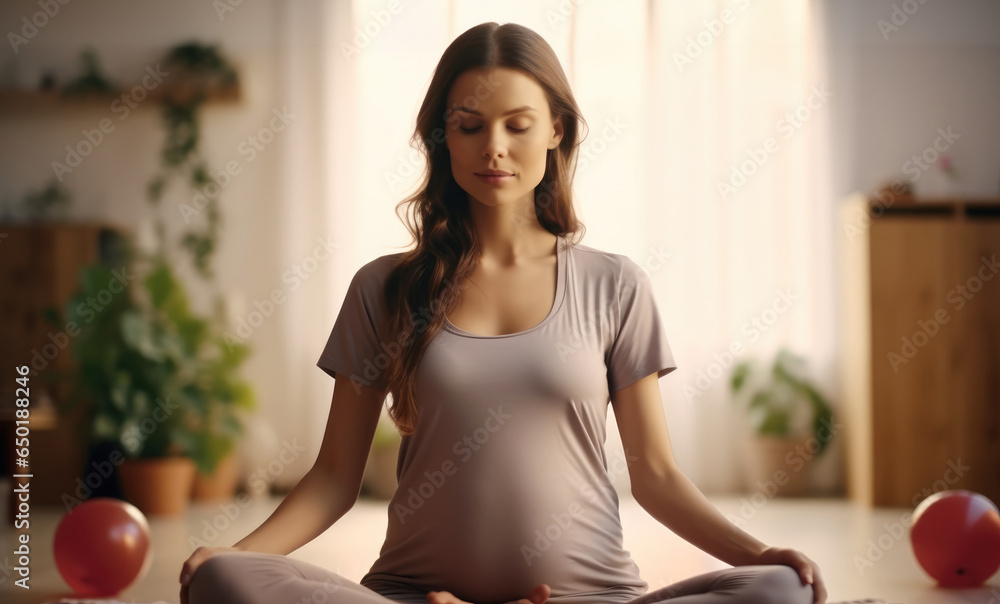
[482,125,508,160]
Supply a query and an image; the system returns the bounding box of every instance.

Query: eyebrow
[449,105,537,117]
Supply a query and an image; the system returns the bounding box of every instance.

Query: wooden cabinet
[0,223,126,522]
[839,194,1000,507]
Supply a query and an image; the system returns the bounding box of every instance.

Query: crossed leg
[623,565,814,604]
[187,552,813,604]
[186,551,427,604]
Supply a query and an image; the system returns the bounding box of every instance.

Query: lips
[475,170,513,176]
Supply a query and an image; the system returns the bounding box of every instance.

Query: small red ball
[53,497,153,597]
[910,490,1000,587]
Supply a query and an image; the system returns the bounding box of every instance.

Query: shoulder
[351,251,407,290]
[567,240,645,287]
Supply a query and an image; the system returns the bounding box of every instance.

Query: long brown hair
[382,22,587,435]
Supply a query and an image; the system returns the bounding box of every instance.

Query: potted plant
[729,347,835,497]
[62,251,196,516]
[63,246,256,514]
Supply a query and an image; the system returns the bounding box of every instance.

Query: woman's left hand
[753,546,827,604]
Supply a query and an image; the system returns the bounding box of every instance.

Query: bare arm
[231,373,387,555]
[611,372,767,565]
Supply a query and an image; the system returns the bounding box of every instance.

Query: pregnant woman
[180,21,826,604]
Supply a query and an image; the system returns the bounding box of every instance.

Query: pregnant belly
[373,480,614,602]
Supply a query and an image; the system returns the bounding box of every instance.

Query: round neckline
[443,235,567,339]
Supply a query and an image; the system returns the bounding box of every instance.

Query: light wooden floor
[4,493,1000,604]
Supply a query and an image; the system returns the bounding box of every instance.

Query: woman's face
[444,66,563,208]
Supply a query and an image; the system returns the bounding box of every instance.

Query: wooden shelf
[0,82,242,114]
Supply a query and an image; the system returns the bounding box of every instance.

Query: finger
[533,583,552,604]
[180,557,198,585]
[812,572,828,604]
[795,558,814,585]
[427,590,460,604]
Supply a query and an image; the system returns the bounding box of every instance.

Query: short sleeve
[317,260,392,394]
[606,258,678,394]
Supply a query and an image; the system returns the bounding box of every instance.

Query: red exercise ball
[53,497,153,597]
[909,489,1000,587]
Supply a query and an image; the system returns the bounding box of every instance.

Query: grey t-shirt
[317,234,678,604]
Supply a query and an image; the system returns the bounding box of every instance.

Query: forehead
[446,67,549,116]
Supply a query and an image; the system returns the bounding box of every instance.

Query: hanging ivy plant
[146,41,239,279]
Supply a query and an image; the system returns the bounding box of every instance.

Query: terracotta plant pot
[118,456,196,516]
[192,453,241,502]
[740,435,813,497]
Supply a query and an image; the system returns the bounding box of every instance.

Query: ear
[549,115,564,150]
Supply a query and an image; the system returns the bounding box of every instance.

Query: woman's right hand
[179,546,243,604]
[426,583,551,604]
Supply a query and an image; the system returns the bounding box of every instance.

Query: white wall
[822,0,1000,200]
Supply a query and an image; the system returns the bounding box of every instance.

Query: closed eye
[459,126,529,133]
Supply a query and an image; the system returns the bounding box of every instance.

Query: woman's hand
[754,546,827,604]
[426,583,551,604]
[178,546,243,604]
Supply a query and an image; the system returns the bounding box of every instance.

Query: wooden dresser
[839,193,1000,507]
[0,223,126,523]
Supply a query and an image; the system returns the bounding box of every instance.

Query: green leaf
[756,408,790,437]
[730,361,752,394]
[92,413,120,441]
[42,305,62,328]
[132,390,152,417]
[748,390,771,411]
[120,310,163,360]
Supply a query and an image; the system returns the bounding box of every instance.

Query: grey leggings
[187,551,815,604]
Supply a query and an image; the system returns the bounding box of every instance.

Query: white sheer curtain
[271,0,839,494]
